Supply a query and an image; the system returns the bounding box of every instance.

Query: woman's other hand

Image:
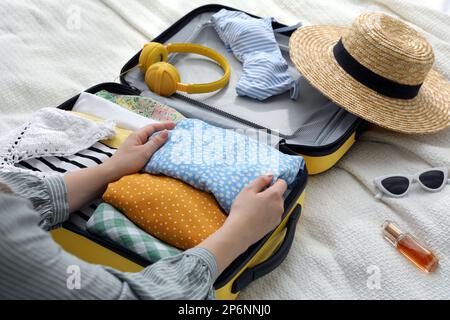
[225,174,287,247]
[198,174,287,274]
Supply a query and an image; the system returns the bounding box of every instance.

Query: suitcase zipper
[314,108,347,145]
[124,84,354,148]
[173,93,266,129]
[172,92,306,140]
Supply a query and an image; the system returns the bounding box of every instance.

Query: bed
[1,0,449,299]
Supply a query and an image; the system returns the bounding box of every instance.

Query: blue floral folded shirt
[145,119,305,213]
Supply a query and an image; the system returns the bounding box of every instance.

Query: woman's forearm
[197,226,250,275]
[64,163,119,213]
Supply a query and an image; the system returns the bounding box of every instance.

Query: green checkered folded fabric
[87,203,181,263]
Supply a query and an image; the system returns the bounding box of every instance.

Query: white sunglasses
[374,167,450,199]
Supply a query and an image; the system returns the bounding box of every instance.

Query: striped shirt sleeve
[43,175,70,227]
[0,171,69,230]
[0,171,218,300]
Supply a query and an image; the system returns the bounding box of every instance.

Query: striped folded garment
[212,9,297,101]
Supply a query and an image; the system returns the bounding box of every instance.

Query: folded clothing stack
[67,91,305,259]
[145,118,305,213]
[103,173,227,250]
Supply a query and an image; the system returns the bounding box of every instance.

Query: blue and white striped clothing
[212,9,297,101]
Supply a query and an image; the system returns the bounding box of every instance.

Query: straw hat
[289,13,450,134]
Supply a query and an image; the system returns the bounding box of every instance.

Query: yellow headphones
[139,42,231,97]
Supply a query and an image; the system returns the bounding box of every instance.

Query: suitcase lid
[120,4,366,155]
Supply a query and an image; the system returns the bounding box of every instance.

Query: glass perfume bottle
[382,221,439,273]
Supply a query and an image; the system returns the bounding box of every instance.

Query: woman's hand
[197,174,287,274]
[225,174,287,247]
[103,122,176,181]
[65,122,175,213]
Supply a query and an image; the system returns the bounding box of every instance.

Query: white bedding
[0,0,449,299]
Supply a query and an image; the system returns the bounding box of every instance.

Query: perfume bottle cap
[382,220,403,247]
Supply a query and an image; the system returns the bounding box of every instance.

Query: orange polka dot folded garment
[103,173,227,250]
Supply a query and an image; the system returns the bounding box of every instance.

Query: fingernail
[265,172,274,178]
[159,130,169,138]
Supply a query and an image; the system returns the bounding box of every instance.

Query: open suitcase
[48,4,366,300]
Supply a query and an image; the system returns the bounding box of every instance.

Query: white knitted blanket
[0,0,449,299]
